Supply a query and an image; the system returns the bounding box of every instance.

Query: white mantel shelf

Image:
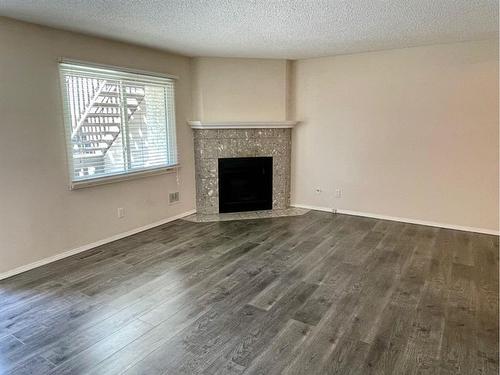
[188,120,299,129]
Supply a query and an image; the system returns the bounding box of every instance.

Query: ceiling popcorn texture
[0,0,497,59]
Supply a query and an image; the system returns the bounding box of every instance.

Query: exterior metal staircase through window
[66,77,146,170]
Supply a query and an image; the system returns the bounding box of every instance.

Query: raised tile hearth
[190,121,298,215]
[183,207,309,223]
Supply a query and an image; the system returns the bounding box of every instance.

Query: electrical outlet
[335,188,342,198]
[117,207,125,219]
[169,192,180,204]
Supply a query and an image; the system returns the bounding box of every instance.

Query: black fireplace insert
[218,157,272,213]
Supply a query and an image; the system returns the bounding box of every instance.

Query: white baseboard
[292,203,336,213]
[0,209,197,281]
[291,203,499,236]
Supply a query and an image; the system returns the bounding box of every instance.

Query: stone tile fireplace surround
[190,121,298,215]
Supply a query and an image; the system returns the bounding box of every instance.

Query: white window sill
[70,165,179,190]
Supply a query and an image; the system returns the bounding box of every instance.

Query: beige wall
[291,40,499,231]
[191,57,288,121]
[0,18,196,275]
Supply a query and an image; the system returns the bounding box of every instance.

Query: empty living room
[0,1,498,374]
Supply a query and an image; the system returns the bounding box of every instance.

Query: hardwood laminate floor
[0,211,498,374]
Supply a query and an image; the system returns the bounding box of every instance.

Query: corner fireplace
[190,123,297,215]
[218,157,273,213]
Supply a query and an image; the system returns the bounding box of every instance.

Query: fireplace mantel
[188,120,299,129]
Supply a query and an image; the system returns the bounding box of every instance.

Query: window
[59,61,178,188]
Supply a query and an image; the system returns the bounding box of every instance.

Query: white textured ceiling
[0,0,497,59]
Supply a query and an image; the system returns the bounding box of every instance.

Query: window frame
[58,59,179,190]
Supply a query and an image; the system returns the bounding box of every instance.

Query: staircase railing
[66,77,146,164]
[67,78,107,139]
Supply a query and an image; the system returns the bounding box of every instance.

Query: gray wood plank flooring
[0,211,498,374]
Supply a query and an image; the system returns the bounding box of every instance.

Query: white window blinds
[59,61,178,188]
